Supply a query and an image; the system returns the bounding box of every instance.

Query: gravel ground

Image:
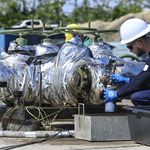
[117,99,134,106]
[0,137,150,150]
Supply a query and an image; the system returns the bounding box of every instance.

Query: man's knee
[130,93,139,106]
[130,91,150,106]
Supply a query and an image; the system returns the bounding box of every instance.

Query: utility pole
[22,0,26,14]
[69,0,78,23]
[75,0,77,23]
[83,0,88,22]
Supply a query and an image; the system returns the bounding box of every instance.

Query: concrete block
[75,113,131,141]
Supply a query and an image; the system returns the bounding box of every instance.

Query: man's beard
[136,47,144,57]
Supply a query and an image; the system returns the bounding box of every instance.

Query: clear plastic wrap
[0,36,145,106]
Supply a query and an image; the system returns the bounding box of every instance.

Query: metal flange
[71,65,92,98]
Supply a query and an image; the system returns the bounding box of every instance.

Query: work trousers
[131,87,150,106]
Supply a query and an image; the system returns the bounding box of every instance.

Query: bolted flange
[71,65,92,98]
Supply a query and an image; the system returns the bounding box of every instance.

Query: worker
[65,23,92,46]
[104,18,150,106]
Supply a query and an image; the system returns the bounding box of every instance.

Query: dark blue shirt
[117,54,150,98]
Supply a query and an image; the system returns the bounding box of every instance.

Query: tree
[69,0,111,23]
[0,0,35,27]
[0,0,70,27]
[91,0,111,21]
[0,0,146,27]
[110,0,144,21]
[35,0,70,25]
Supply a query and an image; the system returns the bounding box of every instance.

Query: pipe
[119,54,141,62]
[0,130,74,138]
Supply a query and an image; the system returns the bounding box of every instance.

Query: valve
[53,24,118,44]
[53,26,98,37]
[70,65,92,98]
[0,20,60,46]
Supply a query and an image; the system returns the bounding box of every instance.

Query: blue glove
[104,89,118,103]
[110,74,130,85]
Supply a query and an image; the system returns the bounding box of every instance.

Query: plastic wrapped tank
[0,35,145,107]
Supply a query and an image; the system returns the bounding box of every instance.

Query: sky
[62,0,84,15]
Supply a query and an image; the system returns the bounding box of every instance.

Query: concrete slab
[75,113,131,141]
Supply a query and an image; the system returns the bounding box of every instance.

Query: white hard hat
[120,18,150,44]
